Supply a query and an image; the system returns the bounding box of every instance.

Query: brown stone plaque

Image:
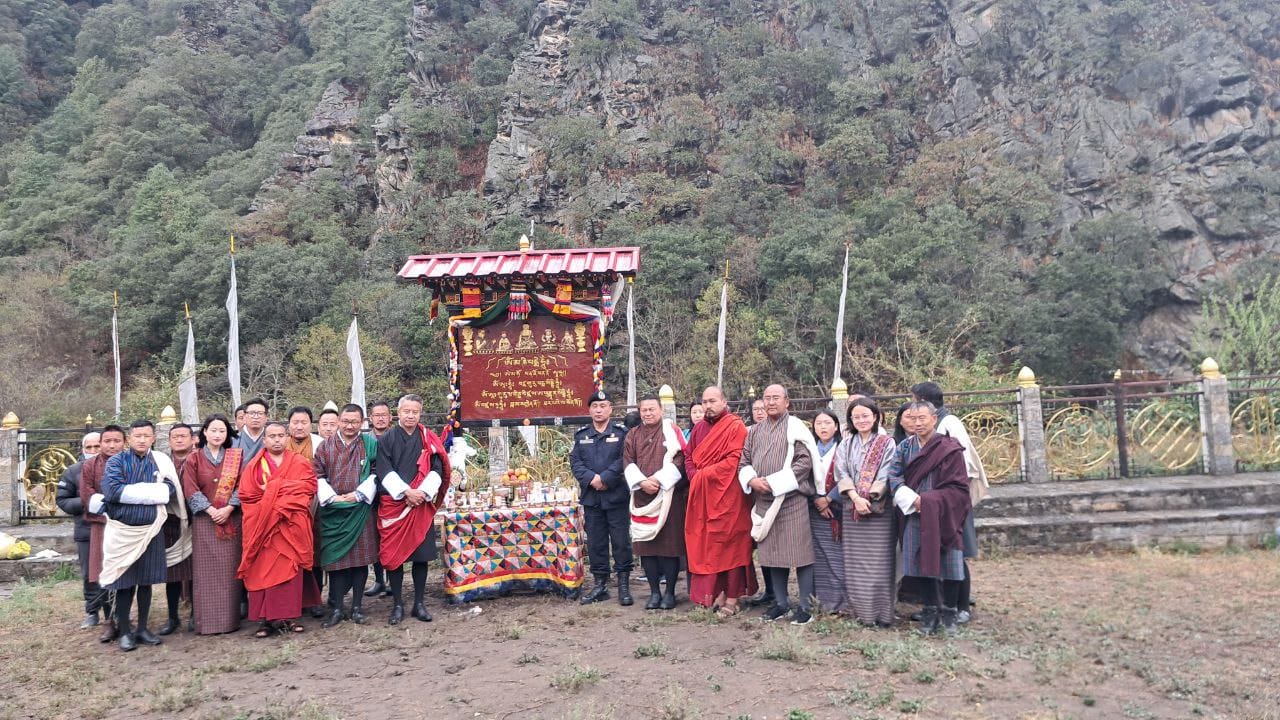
[457,315,594,423]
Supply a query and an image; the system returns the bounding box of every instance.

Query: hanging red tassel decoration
[508,280,530,320]
[461,280,482,319]
[601,283,614,322]
[553,279,573,316]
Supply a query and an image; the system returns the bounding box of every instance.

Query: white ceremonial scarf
[627,420,685,542]
[739,415,819,542]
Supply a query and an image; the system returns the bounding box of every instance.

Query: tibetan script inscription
[458,315,594,423]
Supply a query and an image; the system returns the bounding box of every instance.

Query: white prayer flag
[347,315,366,411]
[832,244,850,384]
[625,280,637,409]
[716,278,728,387]
[517,426,539,459]
[111,298,121,419]
[179,318,200,424]
[226,253,241,409]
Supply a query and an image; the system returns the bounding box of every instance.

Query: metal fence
[1227,374,1280,472]
[1041,377,1204,480]
[17,426,89,520]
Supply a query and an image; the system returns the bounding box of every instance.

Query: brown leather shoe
[98,620,119,644]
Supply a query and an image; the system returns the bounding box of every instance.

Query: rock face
[911,2,1278,371]
[251,0,1280,372]
[249,80,375,213]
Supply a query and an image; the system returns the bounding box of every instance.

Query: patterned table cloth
[441,504,586,604]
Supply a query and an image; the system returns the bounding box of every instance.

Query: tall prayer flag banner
[832,243,850,383]
[226,238,241,409]
[179,310,200,424]
[112,292,121,418]
[346,315,366,411]
[625,279,637,409]
[716,277,728,387]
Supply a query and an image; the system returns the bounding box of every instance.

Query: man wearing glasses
[234,398,270,467]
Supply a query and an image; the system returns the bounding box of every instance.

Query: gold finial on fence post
[159,406,177,424]
[85,414,94,428]
[2,412,20,429]
[1016,366,1037,388]
[1200,357,1223,379]
[830,377,849,400]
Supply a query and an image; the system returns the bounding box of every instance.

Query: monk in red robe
[237,422,321,637]
[683,386,756,617]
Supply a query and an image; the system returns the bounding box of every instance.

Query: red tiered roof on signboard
[398,247,640,287]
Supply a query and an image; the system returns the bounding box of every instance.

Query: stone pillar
[659,384,676,423]
[1,413,20,525]
[1016,367,1050,483]
[830,377,850,436]
[1198,358,1235,476]
[487,426,509,483]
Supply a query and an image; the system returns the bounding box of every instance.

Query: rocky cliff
[251,0,1279,373]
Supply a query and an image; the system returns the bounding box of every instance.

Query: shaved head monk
[682,386,755,617]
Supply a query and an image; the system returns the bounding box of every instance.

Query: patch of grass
[634,641,668,658]
[830,686,870,707]
[577,604,616,620]
[496,618,526,640]
[756,627,817,664]
[1123,703,1155,719]
[686,606,723,624]
[868,688,895,709]
[1163,539,1203,555]
[785,711,814,720]
[551,663,604,692]
[913,670,935,684]
[251,701,342,720]
[721,655,736,667]
[516,652,541,665]
[659,683,701,719]
[148,672,205,713]
[898,698,924,714]
[45,562,79,584]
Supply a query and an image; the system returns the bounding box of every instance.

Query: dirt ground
[1,549,1278,720]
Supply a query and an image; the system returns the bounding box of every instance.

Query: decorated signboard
[397,242,640,428]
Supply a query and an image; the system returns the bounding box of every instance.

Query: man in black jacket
[55,432,102,629]
[569,390,632,606]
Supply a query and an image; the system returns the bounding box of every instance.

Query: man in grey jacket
[55,432,102,628]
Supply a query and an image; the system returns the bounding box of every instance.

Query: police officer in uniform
[570,389,633,605]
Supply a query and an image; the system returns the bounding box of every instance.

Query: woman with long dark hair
[180,414,243,634]
[833,398,897,626]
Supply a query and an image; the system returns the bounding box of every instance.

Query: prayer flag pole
[179,301,200,424]
[112,291,121,419]
[346,301,366,411]
[226,234,242,409]
[625,276,637,409]
[832,241,851,384]
[716,261,729,388]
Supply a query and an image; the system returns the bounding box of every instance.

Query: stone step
[0,521,77,556]
[977,505,1280,553]
[978,472,1280,519]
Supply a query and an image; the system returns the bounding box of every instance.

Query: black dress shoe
[99,621,119,644]
[135,628,162,646]
[659,589,677,610]
[746,592,775,608]
[321,608,344,628]
[364,581,387,598]
[80,613,100,629]
[411,602,432,622]
[308,605,328,619]
[239,600,249,619]
[388,605,404,625]
[119,632,137,652]
[350,609,368,625]
[644,591,663,610]
[158,618,180,636]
